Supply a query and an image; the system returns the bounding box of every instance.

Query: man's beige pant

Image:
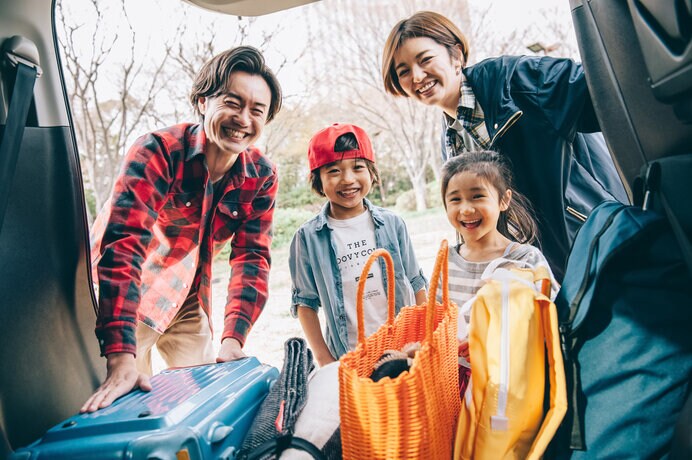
[135,293,215,376]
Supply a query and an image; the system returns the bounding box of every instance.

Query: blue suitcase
[10,357,278,460]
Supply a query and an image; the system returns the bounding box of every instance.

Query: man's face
[197,70,272,157]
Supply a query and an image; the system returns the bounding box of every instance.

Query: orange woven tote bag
[339,240,460,460]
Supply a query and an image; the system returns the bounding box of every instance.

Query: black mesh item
[321,427,342,460]
[239,337,320,460]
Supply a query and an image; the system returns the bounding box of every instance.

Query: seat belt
[0,36,41,234]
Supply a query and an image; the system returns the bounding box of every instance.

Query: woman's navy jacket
[442,55,628,281]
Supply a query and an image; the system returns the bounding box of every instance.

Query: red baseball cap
[307,123,375,171]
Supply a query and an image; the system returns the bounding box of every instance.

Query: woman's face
[393,37,463,114]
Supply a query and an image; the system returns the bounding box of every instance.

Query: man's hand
[217,337,247,362]
[80,353,152,413]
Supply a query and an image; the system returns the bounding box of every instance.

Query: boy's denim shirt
[289,198,428,359]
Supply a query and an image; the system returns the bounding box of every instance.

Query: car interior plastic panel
[183,0,317,16]
[0,0,104,455]
[569,0,692,201]
[570,1,691,458]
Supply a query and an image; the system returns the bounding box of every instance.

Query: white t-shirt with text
[327,210,387,349]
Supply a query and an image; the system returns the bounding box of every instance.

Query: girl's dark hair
[309,133,380,197]
[190,46,282,122]
[441,151,538,244]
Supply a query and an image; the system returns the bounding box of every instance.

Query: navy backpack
[552,198,692,459]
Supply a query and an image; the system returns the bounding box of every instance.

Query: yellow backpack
[454,267,567,460]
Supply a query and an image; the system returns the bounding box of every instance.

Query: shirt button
[493,123,499,129]
[182,283,188,289]
[232,210,238,217]
[185,201,192,207]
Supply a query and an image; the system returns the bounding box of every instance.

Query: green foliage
[214,181,441,262]
[277,184,321,209]
[84,188,97,222]
[426,180,443,208]
[214,205,316,262]
[271,206,316,249]
[394,180,442,212]
[394,189,417,212]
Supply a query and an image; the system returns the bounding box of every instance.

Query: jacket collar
[315,198,383,231]
[463,56,523,140]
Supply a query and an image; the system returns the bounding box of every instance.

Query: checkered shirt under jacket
[444,77,491,158]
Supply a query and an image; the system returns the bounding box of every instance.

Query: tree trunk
[412,172,427,211]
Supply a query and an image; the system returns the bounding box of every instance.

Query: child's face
[393,36,463,112]
[319,158,373,219]
[444,171,511,247]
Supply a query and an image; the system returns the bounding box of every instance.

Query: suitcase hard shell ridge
[10,357,279,460]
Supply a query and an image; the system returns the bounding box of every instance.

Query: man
[81,46,281,412]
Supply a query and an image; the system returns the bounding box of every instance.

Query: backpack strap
[527,294,568,459]
[531,265,552,298]
[246,434,327,460]
[483,263,552,298]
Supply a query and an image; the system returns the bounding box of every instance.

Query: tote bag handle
[354,240,450,348]
[355,249,396,346]
[426,239,450,340]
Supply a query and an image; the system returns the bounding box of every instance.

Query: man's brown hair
[190,46,282,122]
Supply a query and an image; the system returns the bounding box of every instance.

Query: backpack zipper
[566,206,588,222]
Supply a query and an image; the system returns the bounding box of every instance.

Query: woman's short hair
[382,11,470,97]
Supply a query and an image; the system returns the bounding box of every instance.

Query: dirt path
[207,208,454,370]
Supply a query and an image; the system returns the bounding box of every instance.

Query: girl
[289,123,427,366]
[381,11,627,282]
[440,151,557,370]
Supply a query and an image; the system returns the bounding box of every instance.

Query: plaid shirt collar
[444,76,491,155]
[187,124,254,190]
[185,123,207,161]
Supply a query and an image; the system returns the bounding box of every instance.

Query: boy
[289,123,427,365]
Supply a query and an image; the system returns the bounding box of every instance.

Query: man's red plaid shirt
[90,123,277,357]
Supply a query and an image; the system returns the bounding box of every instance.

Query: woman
[381,11,627,281]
